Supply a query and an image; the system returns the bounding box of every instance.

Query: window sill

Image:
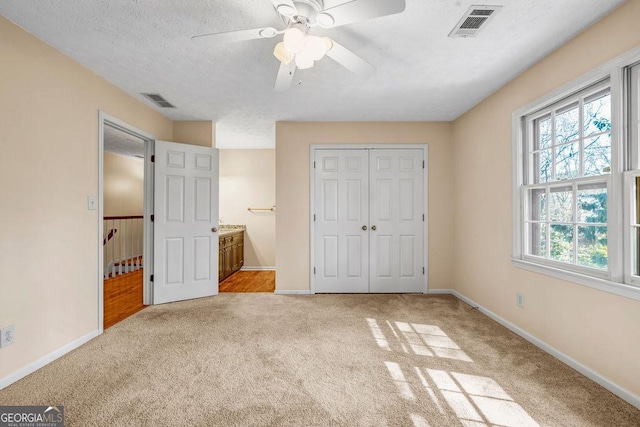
[511,258,640,301]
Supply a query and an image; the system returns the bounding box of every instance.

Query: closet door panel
[369,149,424,293]
[314,150,369,293]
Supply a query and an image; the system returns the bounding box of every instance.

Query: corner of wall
[172,121,215,147]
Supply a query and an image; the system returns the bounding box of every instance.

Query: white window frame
[512,46,640,301]
[623,63,640,286]
[522,81,612,278]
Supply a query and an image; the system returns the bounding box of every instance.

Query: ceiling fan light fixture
[305,35,329,60]
[273,42,293,64]
[316,12,335,28]
[295,51,314,70]
[322,37,333,51]
[283,27,306,53]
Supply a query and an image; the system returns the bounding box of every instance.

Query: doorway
[311,146,428,293]
[98,115,222,329]
[99,113,155,331]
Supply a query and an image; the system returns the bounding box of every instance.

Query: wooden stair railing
[103,216,144,279]
[103,228,117,246]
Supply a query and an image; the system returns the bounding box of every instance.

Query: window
[625,63,640,285]
[513,49,640,299]
[523,83,611,274]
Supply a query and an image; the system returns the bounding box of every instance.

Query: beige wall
[0,16,173,383]
[452,0,640,398]
[173,121,215,147]
[103,152,144,217]
[219,150,276,268]
[275,122,454,291]
[103,152,145,264]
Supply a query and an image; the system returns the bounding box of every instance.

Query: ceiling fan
[192,0,406,91]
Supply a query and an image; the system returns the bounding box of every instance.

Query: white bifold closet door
[314,148,424,293]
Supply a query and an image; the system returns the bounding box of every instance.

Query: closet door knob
[212,227,218,233]
[371,225,377,231]
[362,225,367,231]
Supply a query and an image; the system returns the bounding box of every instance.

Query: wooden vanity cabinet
[219,231,244,282]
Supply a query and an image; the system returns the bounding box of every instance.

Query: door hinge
[422,160,425,168]
[313,161,316,169]
[151,155,155,163]
[313,267,316,275]
[422,267,425,275]
[150,274,154,282]
[314,214,316,222]
[150,214,154,222]
[423,214,425,221]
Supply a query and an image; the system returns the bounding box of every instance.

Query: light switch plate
[87,195,96,210]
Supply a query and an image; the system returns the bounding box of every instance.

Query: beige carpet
[1,294,638,426]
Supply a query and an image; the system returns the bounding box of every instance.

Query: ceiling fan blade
[325,40,375,76]
[318,0,406,28]
[274,62,296,91]
[192,27,279,46]
[270,0,298,16]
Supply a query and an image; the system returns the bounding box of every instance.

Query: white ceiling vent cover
[141,93,176,108]
[449,5,502,38]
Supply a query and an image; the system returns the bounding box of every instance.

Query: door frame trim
[98,111,156,333]
[309,144,429,294]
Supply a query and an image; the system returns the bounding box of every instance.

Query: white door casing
[153,140,219,304]
[312,147,426,293]
[314,150,370,293]
[369,149,424,293]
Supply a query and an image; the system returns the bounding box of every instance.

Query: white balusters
[103,216,144,279]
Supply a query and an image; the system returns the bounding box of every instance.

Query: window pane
[529,189,546,221]
[583,134,611,176]
[583,93,611,137]
[529,222,547,257]
[533,149,552,183]
[555,142,580,180]
[577,226,607,269]
[636,177,640,224]
[550,224,574,263]
[549,187,573,222]
[577,184,607,224]
[635,178,640,276]
[556,105,580,144]
[634,226,640,276]
[537,117,552,150]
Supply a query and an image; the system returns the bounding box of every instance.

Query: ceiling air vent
[141,93,176,108]
[449,5,502,38]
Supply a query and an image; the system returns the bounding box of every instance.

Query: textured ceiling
[0,0,625,148]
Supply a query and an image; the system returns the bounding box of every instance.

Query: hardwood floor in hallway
[104,269,144,329]
[219,270,275,293]
[104,270,273,327]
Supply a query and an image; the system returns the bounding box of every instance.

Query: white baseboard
[274,289,313,295]
[0,329,100,390]
[424,289,454,294]
[240,266,276,271]
[447,290,640,410]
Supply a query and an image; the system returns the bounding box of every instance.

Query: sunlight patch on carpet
[366,318,473,362]
[371,318,538,427]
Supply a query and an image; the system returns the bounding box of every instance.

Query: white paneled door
[314,150,370,292]
[314,148,425,293]
[153,141,219,304]
[369,149,424,292]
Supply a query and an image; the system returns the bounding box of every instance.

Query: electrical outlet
[0,325,15,348]
[516,292,524,308]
